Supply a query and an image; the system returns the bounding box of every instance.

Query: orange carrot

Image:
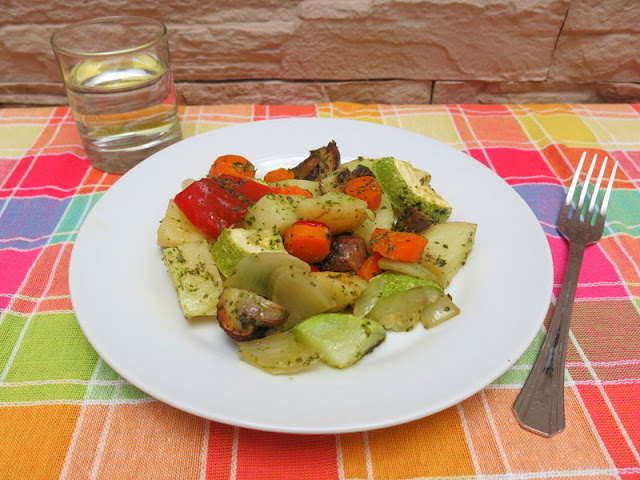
[273,185,313,198]
[357,252,383,280]
[344,176,382,211]
[283,221,332,264]
[264,168,294,183]
[370,228,428,263]
[209,155,256,178]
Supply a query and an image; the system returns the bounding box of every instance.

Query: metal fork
[513,152,618,437]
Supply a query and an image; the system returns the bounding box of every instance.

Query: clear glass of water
[51,16,182,174]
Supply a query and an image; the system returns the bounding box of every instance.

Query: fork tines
[563,152,619,227]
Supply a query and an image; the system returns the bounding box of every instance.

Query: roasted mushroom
[317,235,368,273]
[291,140,341,181]
[217,288,289,341]
[393,206,436,234]
[320,164,375,194]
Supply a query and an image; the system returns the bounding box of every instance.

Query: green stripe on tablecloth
[607,190,640,236]
[3,313,98,383]
[0,383,87,402]
[50,193,103,244]
[0,314,29,372]
[87,360,151,401]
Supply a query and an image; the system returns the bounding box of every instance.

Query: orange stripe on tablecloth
[205,422,235,480]
[458,393,509,475]
[100,402,206,479]
[339,431,369,479]
[481,388,613,473]
[62,402,207,479]
[234,429,339,480]
[0,404,80,480]
[366,407,475,479]
[77,165,119,192]
[59,404,111,479]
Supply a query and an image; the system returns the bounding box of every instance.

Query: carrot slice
[370,228,428,263]
[273,185,313,198]
[264,168,294,183]
[209,155,256,178]
[344,176,382,211]
[357,252,383,280]
[283,221,332,263]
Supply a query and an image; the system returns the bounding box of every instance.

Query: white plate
[70,118,553,434]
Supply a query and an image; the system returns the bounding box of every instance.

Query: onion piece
[378,258,441,285]
[420,294,460,329]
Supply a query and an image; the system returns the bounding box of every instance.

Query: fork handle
[512,240,586,436]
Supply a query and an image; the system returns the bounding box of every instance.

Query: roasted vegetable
[309,271,368,311]
[353,272,442,331]
[317,235,368,273]
[374,157,452,222]
[319,157,381,194]
[157,200,208,247]
[173,175,274,239]
[420,293,460,329]
[291,140,340,181]
[419,222,477,287]
[162,240,223,319]
[238,331,319,374]
[217,287,288,341]
[296,192,369,235]
[393,206,435,234]
[268,264,337,328]
[292,313,386,368]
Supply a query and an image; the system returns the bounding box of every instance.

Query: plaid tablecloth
[0,103,639,480]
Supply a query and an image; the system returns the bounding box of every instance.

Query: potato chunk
[419,222,477,287]
[296,192,369,235]
[157,200,207,247]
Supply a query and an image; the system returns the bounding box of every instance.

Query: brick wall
[1,0,638,106]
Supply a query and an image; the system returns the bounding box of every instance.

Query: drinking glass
[51,16,182,174]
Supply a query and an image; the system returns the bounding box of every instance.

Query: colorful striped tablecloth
[0,103,639,480]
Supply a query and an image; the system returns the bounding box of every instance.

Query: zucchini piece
[368,286,441,332]
[352,272,442,331]
[224,252,310,297]
[162,240,223,319]
[210,227,284,278]
[238,331,319,374]
[373,157,452,222]
[292,313,386,368]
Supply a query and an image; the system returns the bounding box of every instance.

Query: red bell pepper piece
[174,175,275,239]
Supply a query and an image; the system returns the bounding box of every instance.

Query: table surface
[0,103,639,480]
